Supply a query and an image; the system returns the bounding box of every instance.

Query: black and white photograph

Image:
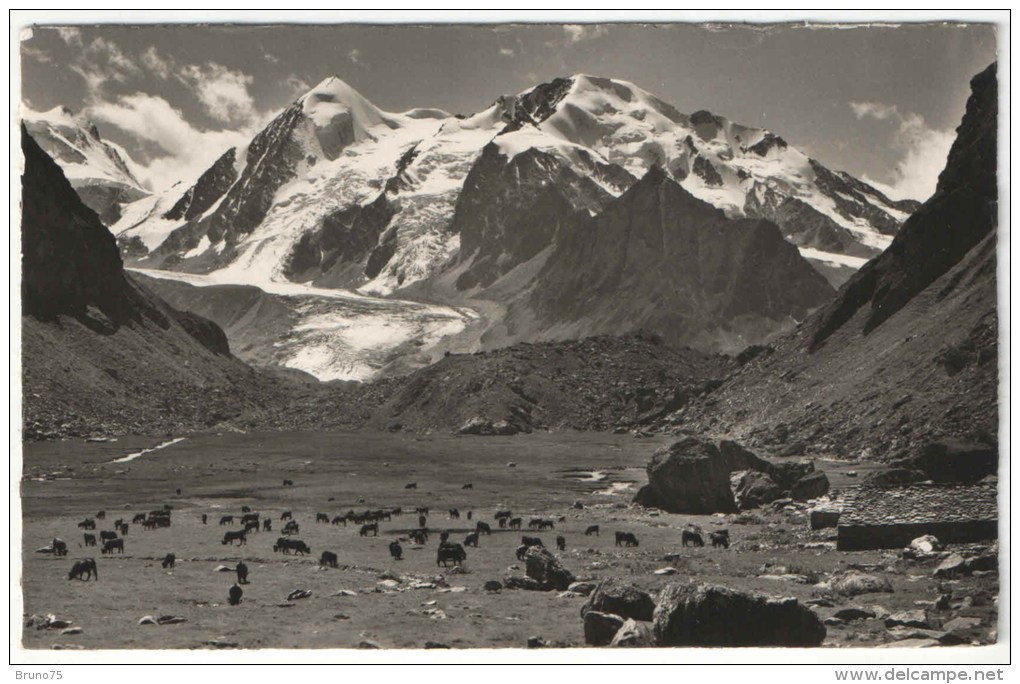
[11,10,1008,664]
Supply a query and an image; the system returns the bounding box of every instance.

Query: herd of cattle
[51,485,734,606]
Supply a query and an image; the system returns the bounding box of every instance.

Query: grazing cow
[161,553,176,569]
[331,515,347,526]
[78,518,95,530]
[585,525,600,536]
[439,530,450,544]
[222,530,247,546]
[133,513,147,524]
[283,479,294,486]
[68,558,98,581]
[228,583,243,606]
[464,532,479,548]
[100,530,118,542]
[281,511,292,521]
[359,523,378,537]
[288,540,311,556]
[528,518,543,529]
[462,483,473,489]
[283,520,300,535]
[405,483,417,490]
[163,505,173,512]
[263,519,272,532]
[476,521,492,536]
[52,538,68,556]
[236,561,249,584]
[495,510,512,521]
[556,535,566,551]
[119,524,129,536]
[83,533,97,547]
[240,513,259,525]
[509,517,522,530]
[176,488,182,495]
[316,513,329,523]
[320,551,339,568]
[538,519,555,530]
[418,515,427,529]
[409,529,428,544]
[615,532,639,547]
[241,506,252,513]
[710,530,730,548]
[521,536,544,549]
[415,507,430,516]
[113,518,124,528]
[101,538,124,554]
[219,515,234,526]
[466,511,473,521]
[498,517,507,529]
[682,530,704,548]
[96,510,106,520]
[449,508,460,519]
[244,520,260,534]
[436,543,466,567]
[201,513,207,525]
[389,541,403,560]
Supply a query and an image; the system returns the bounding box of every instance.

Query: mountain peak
[298,75,389,131]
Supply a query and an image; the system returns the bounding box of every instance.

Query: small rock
[609,618,656,647]
[933,554,969,579]
[824,617,845,626]
[60,627,83,635]
[567,581,597,596]
[483,580,502,592]
[908,535,943,556]
[943,616,982,632]
[287,589,312,601]
[526,636,545,648]
[887,626,949,642]
[424,641,450,649]
[557,591,583,599]
[138,615,157,625]
[877,638,941,648]
[834,607,877,621]
[654,567,678,575]
[357,640,381,649]
[157,615,187,625]
[885,610,930,629]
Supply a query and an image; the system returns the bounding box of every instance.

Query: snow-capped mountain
[117,74,918,294]
[22,106,149,226]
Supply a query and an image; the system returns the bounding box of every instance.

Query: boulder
[732,470,783,510]
[483,580,502,592]
[915,440,997,483]
[456,417,520,436]
[138,615,157,625]
[829,572,894,597]
[653,582,826,647]
[933,554,969,579]
[810,508,841,529]
[581,578,656,621]
[790,471,830,501]
[943,616,982,633]
[769,460,816,490]
[908,535,943,556]
[635,437,761,513]
[524,546,575,591]
[964,552,998,574]
[609,619,656,647]
[864,468,926,486]
[833,607,877,621]
[777,441,807,457]
[583,610,625,646]
[504,576,544,591]
[567,581,598,596]
[885,610,931,629]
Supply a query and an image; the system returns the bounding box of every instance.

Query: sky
[18,19,998,200]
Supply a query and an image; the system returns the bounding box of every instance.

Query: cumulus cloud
[563,24,607,43]
[61,35,143,96]
[851,100,955,202]
[141,46,172,79]
[348,48,366,67]
[499,47,515,57]
[88,93,254,191]
[285,74,311,95]
[178,63,257,124]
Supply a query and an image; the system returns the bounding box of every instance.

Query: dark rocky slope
[673,64,999,459]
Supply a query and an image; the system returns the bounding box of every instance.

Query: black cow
[83,533,97,547]
[263,519,272,532]
[476,521,491,536]
[585,525,600,536]
[316,513,329,523]
[244,520,260,534]
[222,530,247,546]
[283,520,300,535]
[437,542,466,567]
[464,532,479,548]
[466,511,473,520]
[615,532,639,547]
[228,583,243,606]
[78,518,95,530]
[176,488,182,495]
[409,529,428,544]
[288,540,311,556]
[241,506,252,513]
[133,513,147,524]
[219,515,234,526]
[389,541,403,560]
[439,530,450,544]
[682,530,704,548]
[102,538,125,554]
[449,508,460,519]
[281,511,292,521]
[515,545,530,561]
[710,530,730,548]
[100,530,118,542]
[119,523,129,536]
[359,523,378,537]
[405,482,417,489]
[68,558,98,581]
[521,536,544,548]
[201,514,207,525]
[331,515,346,526]
[509,517,522,530]
[556,535,566,551]
[320,551,339,568]
[240,513,259,525]
[283,479,294,486]
[236,561,249,584]
[418,515,427,528]
[161,553,176,569]
[537,519,555,530]
[52,538,68,556]
[494,510,512,521]
[96,510,106,520]
[113,518,124,528]
[462,483,473,489]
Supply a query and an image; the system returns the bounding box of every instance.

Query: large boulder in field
[914,440,997,483]
[583,610,625,646]
[732,470,784,509]
[653,582,826,647]
[864,468,927,486]
[609,619,656,647]
[828,572,893,597]
[524,546,575,591]
[768,460,816,490]
[635,437,766,513]
[790,471,830,501]
[581,578,656,622]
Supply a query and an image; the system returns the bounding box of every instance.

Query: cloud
[348,48,367,67]
[53,30,143,96]
[56,27,82,46]
[285,74,311,95]
[850,100,955,201]
[264,52,280,64]
[178,63,257,124]
[88,92,254,191]
[499,47,515,57]
[141,46,172,79]
[563,24,607,44]
[22,44,53,64]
